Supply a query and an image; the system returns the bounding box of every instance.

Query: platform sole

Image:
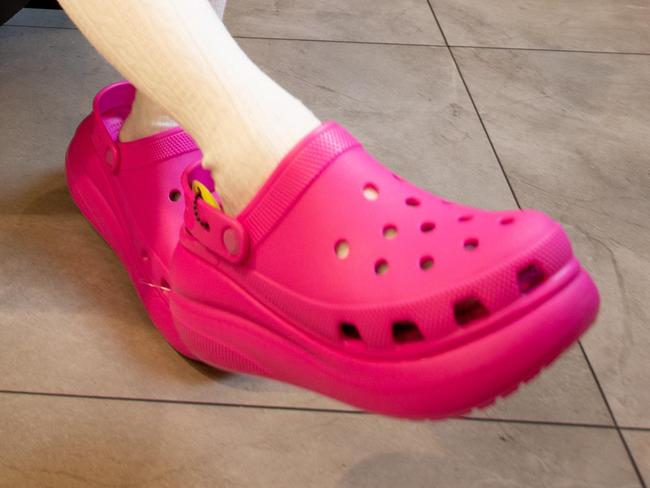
[169,260,598,419]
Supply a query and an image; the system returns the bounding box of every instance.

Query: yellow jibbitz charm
[192,180,222,211]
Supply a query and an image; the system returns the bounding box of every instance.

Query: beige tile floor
[0,3,648,486]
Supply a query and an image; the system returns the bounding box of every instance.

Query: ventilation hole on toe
[160,278,170,290]
[335,240,350,260]
[518,264,546,294]
[406,197,421,207]
[420,221,436,233]
[383,225,398,240]
[363,183,379,201]
[458,214,473,222]
[169,189,182,202]
[500,216,515,225]
[375,259,389,275]
[441,199,452,205]
[420,256,434,271]
[454,298,489,326]
[340,322,362,341]
[392,321,424,344]
[464,238,479,251]
[392,173,404,182]
[141,249,149,262]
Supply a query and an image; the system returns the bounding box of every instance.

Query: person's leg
[119,0,228,143]
[58,0,319,215]
[119,90,179,142]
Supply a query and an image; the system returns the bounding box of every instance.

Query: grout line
[424,0,521,208]
[578,342,647,488]
[458,415,617,430]
[3,22,650,57]
[1,23,76,30]
[0,388,642,432]
[0,388,366,415]
[450,44,650,57]
[621,426,650,433]
[233,34,444,48]
[0,22,444,47]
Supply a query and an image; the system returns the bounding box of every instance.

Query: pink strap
[91,81,199,172]
[119,129,199,168]
[239,122,361,245]
[180,122,360,265]
[181,168,250,264]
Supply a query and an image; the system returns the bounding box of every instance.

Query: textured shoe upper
[177,122,574,356]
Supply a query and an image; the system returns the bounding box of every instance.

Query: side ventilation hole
[169,189,182,202]
[458,214,473,222]
[406,197,421,207]
[383,225,398,240]
[335,240,350,260]
[160,278,170,290]
[454,298,489,326]
[420,221,435,233]
[464,238,479,251]
[375,259,389,275]
[340,323,362,341]
[420,256,434,271]
[500,216,515,225]
[141,249,149,262]
[518,264,546,293]
[363,183,379,201]
[392,321,424,343]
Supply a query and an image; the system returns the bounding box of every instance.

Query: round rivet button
[222,227,239,255]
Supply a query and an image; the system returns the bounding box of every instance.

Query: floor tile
[5,7,75,29]
[226,0,443,45]
[453,48,650,428]
[0,214,345,410]
[0,27,121,214]
[0,25,609,422]
[0,393,641,488]
[624,430,650,484]
[430,0,650,53]
[240,39,516,210]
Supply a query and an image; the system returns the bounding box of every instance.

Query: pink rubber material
[67,82,600,419]
[65,81,201,358]
[171,122,600,418]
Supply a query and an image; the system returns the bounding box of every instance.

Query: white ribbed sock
[59,0,320,215]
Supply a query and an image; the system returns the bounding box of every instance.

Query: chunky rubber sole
[168,259,597,418]
[66,141,599,419]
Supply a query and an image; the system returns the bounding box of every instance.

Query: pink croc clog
[67,83,599,419]
[65,81,201,358]
[168,122,600,418]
